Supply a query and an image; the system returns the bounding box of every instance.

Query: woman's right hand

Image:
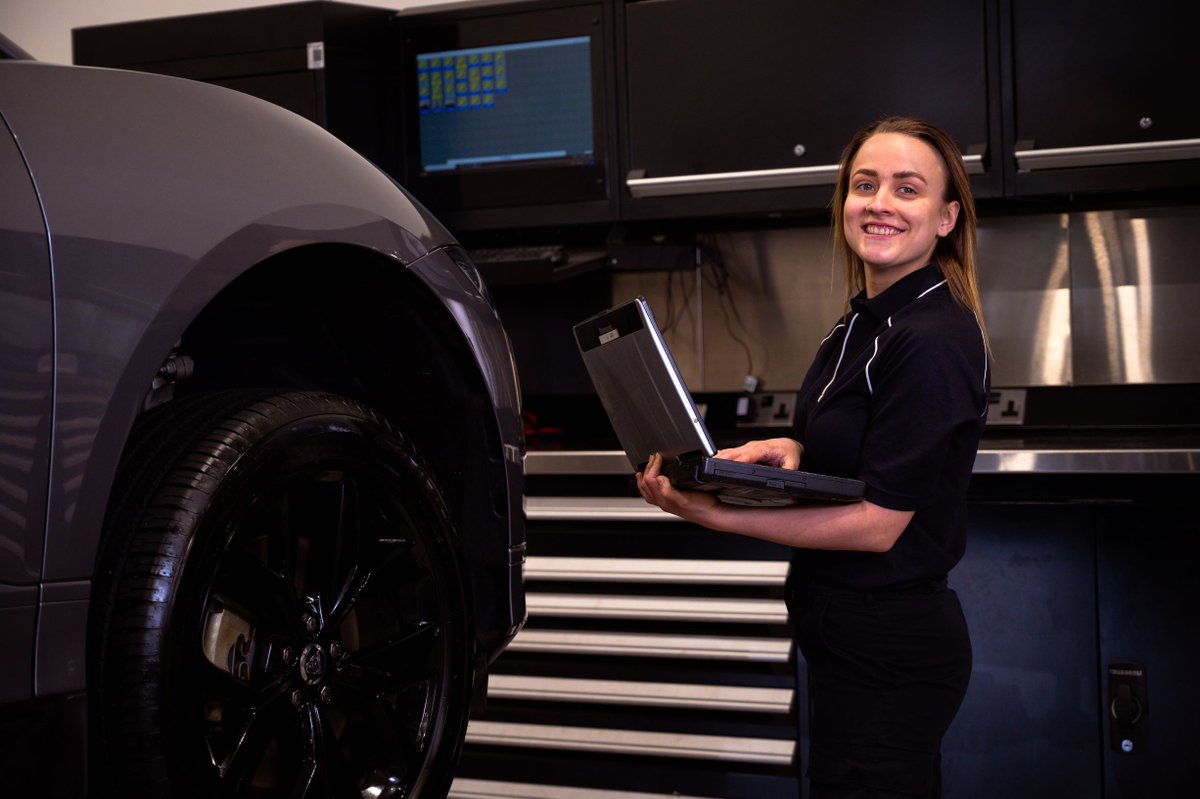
[715,437,804,470]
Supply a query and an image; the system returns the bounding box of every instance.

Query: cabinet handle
[626,164,839,198]
[626,154,986,199]
[1014,138,1200,170]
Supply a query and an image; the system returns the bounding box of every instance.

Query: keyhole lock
[1107,662,1148,754]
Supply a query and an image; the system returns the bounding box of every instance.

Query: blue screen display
[416,36,594,172]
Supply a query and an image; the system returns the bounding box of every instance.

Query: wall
[612,227,846,393]
[0,0,483,64]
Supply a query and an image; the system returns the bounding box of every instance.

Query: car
[0,32,526,798]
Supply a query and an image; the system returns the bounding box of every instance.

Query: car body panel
[0,62,457,585]
[0,107,52,703]
[0,60,525,702]
[0,107,51,589]
[406,245,528,646]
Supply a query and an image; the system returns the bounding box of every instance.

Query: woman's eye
[854,181,875,192]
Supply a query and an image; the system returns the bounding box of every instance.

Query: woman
[637,117,990,798]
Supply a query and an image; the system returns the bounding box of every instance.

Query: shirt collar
[850,263,945,320]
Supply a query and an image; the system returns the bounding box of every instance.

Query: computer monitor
[417,36,594,171]
[394,2,614,231]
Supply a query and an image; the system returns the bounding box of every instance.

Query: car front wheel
[90,390,472,798]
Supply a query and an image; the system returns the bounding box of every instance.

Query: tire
[89,390,472,798]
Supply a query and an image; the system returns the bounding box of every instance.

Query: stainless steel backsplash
[982,205,1200,387]
[611,205,1200,392]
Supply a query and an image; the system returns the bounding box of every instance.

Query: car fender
[0,62,522,607]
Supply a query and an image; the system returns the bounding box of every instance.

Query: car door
[0,103,54,702]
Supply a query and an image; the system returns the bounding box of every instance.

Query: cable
[697,235,756,380]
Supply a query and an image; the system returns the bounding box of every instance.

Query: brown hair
[831,116,989,351]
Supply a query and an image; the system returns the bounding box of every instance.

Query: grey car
[0,35,525,798]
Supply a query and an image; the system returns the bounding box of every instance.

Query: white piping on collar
[816,312,858,403]
[863,279,947,395]
[917,279,947,299]
[822,279,965,401]
[864,317,893,395]
[818,321,846,348]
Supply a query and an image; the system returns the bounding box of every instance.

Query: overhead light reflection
[1038,221,1072,385]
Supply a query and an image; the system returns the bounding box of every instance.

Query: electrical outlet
[987,388,1027,426]
[736,392,797,428]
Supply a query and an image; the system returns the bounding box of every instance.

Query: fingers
[716,438,803,469]
[637,453,667,505]
[636,453,720,524]
[716,441,772,464]
[715,443,758,463]
[779,438,804,470]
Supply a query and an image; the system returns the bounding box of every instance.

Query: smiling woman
[637,116,991,798]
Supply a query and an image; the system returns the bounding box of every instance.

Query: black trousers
[788,578,972,798]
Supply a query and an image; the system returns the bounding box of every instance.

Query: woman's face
[843,132,960,293]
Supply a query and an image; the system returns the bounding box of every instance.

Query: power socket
[736,392,797,428]
[987,388,1027,426]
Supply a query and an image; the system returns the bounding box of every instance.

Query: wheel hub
[298,642,327,685]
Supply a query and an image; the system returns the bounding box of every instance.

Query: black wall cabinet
[73,2,393,169]
[71,0,1200,226]
[619,0,1001,221]
[1008,0,1200,195]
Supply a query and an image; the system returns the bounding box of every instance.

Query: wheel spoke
[209,670,293,792]
[290,704,321,799]
[336,622,439,696]
[328,538,412,631]
[327,479,363,612]
[211,545,296,636]
[365,694,424,777]
[284,703,363,799]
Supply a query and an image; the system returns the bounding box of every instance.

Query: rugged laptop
[573,297,865,507]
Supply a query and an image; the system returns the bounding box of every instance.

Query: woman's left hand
[636,452,721,524]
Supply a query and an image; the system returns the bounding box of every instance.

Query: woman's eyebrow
[893,170,928,184]
[851,167,928,184]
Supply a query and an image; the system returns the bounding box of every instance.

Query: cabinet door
[1097,502,1200,797]
[621,0,995,220]
[944,503,1101,798]
[1010,0,1200,194]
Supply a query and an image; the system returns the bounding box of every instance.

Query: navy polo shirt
[791,264,990,590]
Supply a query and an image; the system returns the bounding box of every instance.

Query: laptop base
[667,459,865,507]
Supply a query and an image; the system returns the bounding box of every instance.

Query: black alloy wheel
[90,391,472,798]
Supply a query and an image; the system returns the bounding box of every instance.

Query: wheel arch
[185,242,521,670]
[100,242,523,682]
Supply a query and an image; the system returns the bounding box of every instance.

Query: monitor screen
[395,3,613,230]
[417,36,595,173]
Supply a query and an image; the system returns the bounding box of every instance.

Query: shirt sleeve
[856,317,987,511]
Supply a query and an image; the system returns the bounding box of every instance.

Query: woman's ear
[938,200,961,238]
